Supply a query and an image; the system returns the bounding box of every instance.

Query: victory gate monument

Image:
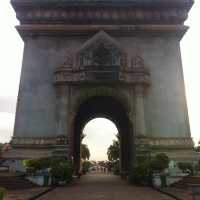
[8,0,195,174]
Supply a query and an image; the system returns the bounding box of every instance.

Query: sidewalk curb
[28,187,56,200]
[152,187,183,200]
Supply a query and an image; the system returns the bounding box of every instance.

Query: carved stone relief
[54,31,150,86]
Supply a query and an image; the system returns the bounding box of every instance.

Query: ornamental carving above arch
[75,31,127,70]
[54,31,151,86]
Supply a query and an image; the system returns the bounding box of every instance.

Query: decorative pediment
[54,31,150,85]
[76,31,127,69]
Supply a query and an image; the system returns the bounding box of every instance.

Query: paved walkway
[38,172,173,200]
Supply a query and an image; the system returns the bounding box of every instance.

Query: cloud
[0,128,13,143]
[0,112,15,143]
[0,97,17,114]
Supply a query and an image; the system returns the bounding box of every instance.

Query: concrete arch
[74,87,131,116]
[72,95,134,177]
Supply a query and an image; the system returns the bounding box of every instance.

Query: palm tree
[81,144,90,161]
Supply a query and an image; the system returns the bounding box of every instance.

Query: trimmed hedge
[129,153,170,186]
[0,188,6,200]
[24,157,73,185]
[178,162,193,174]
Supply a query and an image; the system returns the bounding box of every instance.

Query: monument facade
[9,0,195,173]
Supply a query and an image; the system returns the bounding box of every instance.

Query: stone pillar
[134,85,146,136]
[56,85,69,136]
[54,85,69,157]
[134,85,151,160]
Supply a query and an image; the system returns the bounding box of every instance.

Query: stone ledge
[15,8,189,25]
[54,67,150,85]
[149,137,194,147]
[11,0,194,10]
[16,24,188,39]
[11,136,194,148]
[11,136,68,146]
[135,136,194,151]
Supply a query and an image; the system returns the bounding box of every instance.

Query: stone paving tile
[4,187,48,200]
[161,187,194,200]
[38,173,173,200]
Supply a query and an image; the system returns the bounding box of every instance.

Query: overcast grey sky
[0,1,200,160]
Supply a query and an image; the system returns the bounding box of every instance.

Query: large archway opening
[72,96,134,177]
[82,118,118,161]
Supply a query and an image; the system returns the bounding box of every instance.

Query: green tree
[0,144,4,158]
[150,153,170,171]
[178,162,193,174]
[0,187,6,200]
[81,144,90,160]
[107,140,120,162]
[194,140,200,152]
[129,159,152,186]
[82,161,92,174]
[129,153,170,186]
[107,135,120,175]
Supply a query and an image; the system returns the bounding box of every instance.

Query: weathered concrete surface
[14,36,190,139]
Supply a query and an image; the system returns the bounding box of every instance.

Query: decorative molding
[11,0,193,9]
[134,136,194,159]
[11,135,68,147]
[11,0,193,38]
[54,62,150,85]
[12,5,191,25]
[75,31,126,70]
[131,55,145,69]
[16,24,188,38]
[148,137,194,149]
[54,31,150,86]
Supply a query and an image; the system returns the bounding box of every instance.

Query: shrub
[113,161,120,175]
[51,161,73,184]
[150,153,170,172]
[129,160,152,186]
[24,157,51,171]
[82,161,92,174]
[129,153,169,186]
[195,160,200,172]
[0,188,6,200]
[24,157,68,171]
[178,162,193,174]
[24,157,73,185]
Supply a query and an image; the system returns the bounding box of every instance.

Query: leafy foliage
[107,135,120,174]
[81,144,90,160]
[24,157,52,171]
[0,144,3,157]
[51,161,73,183]
[195,160,200,172]
[24,157,73,184]
[194,140,200,152]
[129,153,170,186]
[178,162,193,174]
[82,161,92,174]
[107,139,120,162]
[113,160,120,175]
[150,153,170,171]
[0,187,6,200]
[129,159,152,186]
